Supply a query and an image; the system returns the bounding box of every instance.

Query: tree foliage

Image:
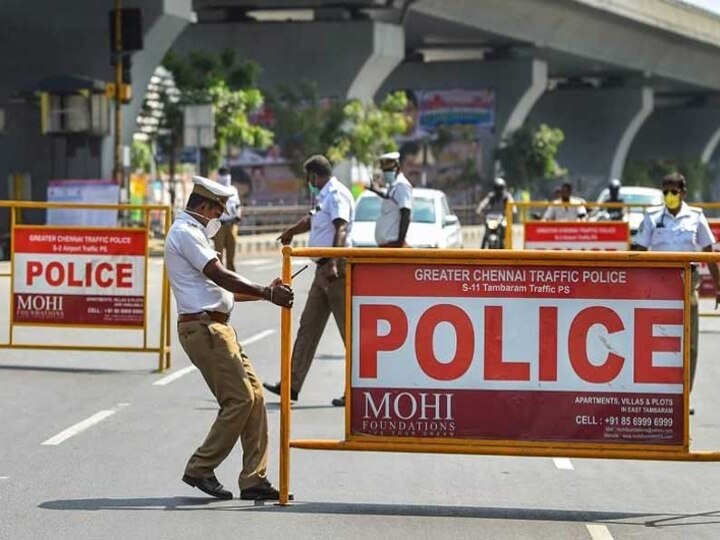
[496,123,566,188]
[267,81,346,177]
[624,158,711,201]
[327,91,409,166]
[131,139,153,172]
[156,49,272,172]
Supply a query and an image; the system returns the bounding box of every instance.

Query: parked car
[351,188,463,248]
[594,186,663,236]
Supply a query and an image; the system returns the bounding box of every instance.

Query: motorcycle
[481,212,506,249]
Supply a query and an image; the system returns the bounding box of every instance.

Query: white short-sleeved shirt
[375,173,413,245]
[634,202,716,252]
[543,196,587,221]
[308,176,355,248]
[164,212,234,314]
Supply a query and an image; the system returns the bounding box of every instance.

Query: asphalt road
[2,255,720,540]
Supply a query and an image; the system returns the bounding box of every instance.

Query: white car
[351,188,463,248]
[595,186,663,236]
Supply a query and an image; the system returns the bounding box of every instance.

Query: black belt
[178,311,230,324]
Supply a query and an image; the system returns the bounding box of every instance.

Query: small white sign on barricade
[524,222,629,250]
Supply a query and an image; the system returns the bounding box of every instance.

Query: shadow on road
[39,497,229,511]
[0,365,136,375]
[243,502,720,527]
[38,498,720,527]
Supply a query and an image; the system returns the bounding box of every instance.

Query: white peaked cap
[379,151,400,161]
[192,176,234,211]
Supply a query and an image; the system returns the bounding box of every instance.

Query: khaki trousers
[291,262,346,394]
[178,315,268,489]
[213,222,237,271]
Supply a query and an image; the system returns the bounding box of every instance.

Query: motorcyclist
[477,178,515,249]
[476,178,515,219]
[606,178,625,221]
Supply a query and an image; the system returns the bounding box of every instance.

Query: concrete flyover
[3,0,720,217]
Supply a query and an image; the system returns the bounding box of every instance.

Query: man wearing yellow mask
[633,172,720,414]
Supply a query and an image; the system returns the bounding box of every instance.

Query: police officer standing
[264,155,355,407]
[165,176,294,500]
[213,167,242,272]
[632,172,720,413]
[368,151,413,247]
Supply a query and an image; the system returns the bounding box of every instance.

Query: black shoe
[182,474,233,500]
[690,407,695,415]
[331,395,345,407]
[240,481,294,501]
[263,382,298,401]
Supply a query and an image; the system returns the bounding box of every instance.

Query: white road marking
[236,258,274,266]
[42,403,129,446]
[553,458,574,470]
[0,476,8,480]
[153,365,197,386]
[586,524,614,540]
[153,329,276,386]
[241,328,276,346]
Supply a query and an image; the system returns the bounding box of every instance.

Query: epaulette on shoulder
[687,205,703,213]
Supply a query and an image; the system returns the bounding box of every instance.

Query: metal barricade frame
[0,200,172,372]
[277,246,720,505]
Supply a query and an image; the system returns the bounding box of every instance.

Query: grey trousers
[290,262,346,394]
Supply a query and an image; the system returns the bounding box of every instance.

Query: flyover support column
[529,86,653,195]
[377,58,548,180]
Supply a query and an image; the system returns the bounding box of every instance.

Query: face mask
[664,192,681,210]
[218,174,231,186]
[185,210,222,239]
[382,170,396,186]
[307,176,320,196]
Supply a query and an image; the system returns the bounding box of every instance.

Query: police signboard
[524,222,629,250]
[350,262,685,446]
[13,227,146,327]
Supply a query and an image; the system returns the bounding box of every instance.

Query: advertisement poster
[524,222,629,250]
[13,227,146,327]
[351,263,685,445]
[47,179,120,227]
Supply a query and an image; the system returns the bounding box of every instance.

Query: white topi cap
[192,176,234,212]
[378,151,400,162]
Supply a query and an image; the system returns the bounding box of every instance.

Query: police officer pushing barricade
[632,172,720,414]
[165,176,294,501]
[264,155,355,407]
[368,151,413,248]
[213,167,242,272]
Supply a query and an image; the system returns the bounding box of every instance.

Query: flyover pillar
[376,58,548,180]
[628,105,720,166]
[528,86,653,196]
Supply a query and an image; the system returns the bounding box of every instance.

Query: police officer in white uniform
[264,155,355,407]
[633,172,720,413]
[165,176,294,500]
[369,151,413,247]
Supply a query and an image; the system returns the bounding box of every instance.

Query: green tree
[327,91,409,166]
[267,81,346,178]
[158,49,272,174]
[624,158,711,201]
[496,123,566,189]
[131,139,152,172]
